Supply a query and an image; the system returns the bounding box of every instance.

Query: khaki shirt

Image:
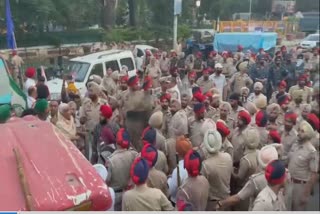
[269,91,289,104]
[122,185,174,211]
[252,186,287,211]
[106,149,138,190]
[288,141,319,180]
[196,77,215,94]
[154,150,169,175]
[229,106,245,122]
[146,65,161,88]
[237,171,267,211]
[188,117,205,147]
[201,152,233,200]
[256,127,269,148]
[176,176,210,211]
[183,106,194,119]
[205,106,219,119]
[311,132,319,152]
[230,126,248,164]
[288,85,312,104]
[166,138,177,175]
[155,129,168,156]
[147,168,169,196]
[281,128,298,162]
[236,150,259,187]
[229,72,253,93]
[168,110,188,138]
[121,89,153,115]
[101,77,118,96]
[220,139,234,160]
[11,55,24,68]
[80,98,105,131]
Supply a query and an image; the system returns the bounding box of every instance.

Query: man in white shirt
[24,67,37,93]
[210,63,227,100]
[167,77,181,102]
[27,86,37,108]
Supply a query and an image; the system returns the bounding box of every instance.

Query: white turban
[201,118,217,137]
[254,82,263,90]
[243,128,260,150]
[58,103,69,114]
[203,130,222,154]
[93,164,108,181]
[258,145,279,169]
[148,111,163,129]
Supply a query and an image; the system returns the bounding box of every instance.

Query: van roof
[135,45,158,51]
[70,49,133,64]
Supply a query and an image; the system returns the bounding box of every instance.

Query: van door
[120,57,135,72]
[105,60,120,72]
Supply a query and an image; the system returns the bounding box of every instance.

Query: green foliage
[178,24,192,40]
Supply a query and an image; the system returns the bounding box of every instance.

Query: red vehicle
[0,116,112,211]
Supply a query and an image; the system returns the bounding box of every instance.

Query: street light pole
[173,15,178,50]
[196,0,201,28]
[249,0,252,21]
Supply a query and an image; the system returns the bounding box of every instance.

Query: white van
[47,49,136,100]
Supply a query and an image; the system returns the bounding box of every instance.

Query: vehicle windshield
[65,61,90,82]
[305,35,319,41]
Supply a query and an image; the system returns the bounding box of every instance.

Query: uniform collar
[265,185,278,202]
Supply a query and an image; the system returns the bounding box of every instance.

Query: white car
[47,50,136,100]
[133,45,158,60]
[300,33,320,49]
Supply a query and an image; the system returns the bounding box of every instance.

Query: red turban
[265,160,286,185]
[193,103,205,115]
[100,126,116,145]
[210,51,217,57]
[216,121,231,137]
[188,71,197,79]
[193,92,206,103]
[100,105,113,119]
[202,68,210,75]
[278,80,287,89]
[127,76,139,87]
[237,45,244,52]
[160,93,171,103]
[238,110,251,125]
[269,130,281,143]
[298,74,307,81]
[284,112,298,124]
[205,91,213,100]
[120,75,129,83]
[142,126,156,145]
[130,157,149,185]
[277,94,290,106]
[222,51,228,57]
[142,75,152,91]
[196,51,202,58]
[25,67,36,78]
[307,113,319,132]
[192,86,202,95]
[256,110,268,127]
[141,144,158,167]
[184,150,201,177]
[116,128,130,149]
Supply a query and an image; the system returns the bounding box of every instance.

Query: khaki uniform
[166,138,177,174]
[229,106,245,122]
[230,127,249,164]
[310,100,319,115]
[196,77,215,93]
[106,148,138,210]
[122,185,174,211]
[205,106,218,119]
[183,106,194,119]
[201,152,233,210]
[80,98,105,132]
[287,141,319,211]
[269,91,289,104]
[281,128,298,162]
[168,110,188,139]
[154,150,169,175]
[101,77,118,96]
[121,89,153,151]
[220,139,234,160]
[311,132,319,151]
[147,168,169,196]
[146,65,161,88]
[236,150,259,187]
[288,85,312,104]
[237,171,267,211]
[155,129,168,156]
[161,109,172,138]
[176,176,210,211]
[11,55,24,82]
[256,127,269,148]
[159,58,170,76]
[229,72,253,93]
[188,117,205,147]
[252,186,287,211]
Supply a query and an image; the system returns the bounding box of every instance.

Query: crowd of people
[0,43,319,211]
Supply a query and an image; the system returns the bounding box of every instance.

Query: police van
[47,49,136,100]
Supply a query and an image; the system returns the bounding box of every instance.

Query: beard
[162,105,169,111]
